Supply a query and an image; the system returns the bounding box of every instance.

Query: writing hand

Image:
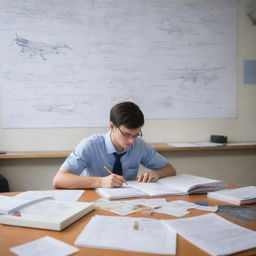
[100,174,127,188]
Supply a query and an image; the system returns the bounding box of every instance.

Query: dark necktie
[112,152,126,176]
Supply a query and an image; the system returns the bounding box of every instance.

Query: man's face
[110,122,142,151]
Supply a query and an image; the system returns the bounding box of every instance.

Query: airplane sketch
[13,35,72,61]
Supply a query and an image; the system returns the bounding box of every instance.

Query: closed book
[0,197,94,231]
[207,186,256,205]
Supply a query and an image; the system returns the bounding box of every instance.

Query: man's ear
[109,121,115,130]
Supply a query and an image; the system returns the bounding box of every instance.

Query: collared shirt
[61,131,168,180]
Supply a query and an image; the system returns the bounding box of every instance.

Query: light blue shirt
[61,131,168,180]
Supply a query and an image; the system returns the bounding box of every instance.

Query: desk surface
[1,142,256,159]
[0,190,256,256]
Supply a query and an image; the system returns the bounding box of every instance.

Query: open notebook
[96,174,227,199]
[0,196,94,231]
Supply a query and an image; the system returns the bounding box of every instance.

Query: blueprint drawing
[0,0,237,127]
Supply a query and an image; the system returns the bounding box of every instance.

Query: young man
[53,101,176,189]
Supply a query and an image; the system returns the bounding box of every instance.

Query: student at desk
[53,101,176,189]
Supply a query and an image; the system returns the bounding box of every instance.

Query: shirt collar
[104,130,127,155]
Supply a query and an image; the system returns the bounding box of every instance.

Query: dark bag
[0,174,9,192]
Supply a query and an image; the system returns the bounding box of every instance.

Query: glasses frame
[116,126,143,139]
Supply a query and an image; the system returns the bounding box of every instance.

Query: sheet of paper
[226,142,256,146]
[163,213,256,256]
[154,200,198,217]
[126,198,167,208]
[14,190,85,201]
[93,198,142,215]
[10,236,79,256]
[75,215,176,255]
[195,142,225,147]
[127,181,185,196]
[96,186,147,199]
[168,142,196,147]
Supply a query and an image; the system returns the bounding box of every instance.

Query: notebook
[96,174,227,199]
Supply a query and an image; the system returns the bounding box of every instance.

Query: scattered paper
[163,213,256,256]
[75,215,176,255]
[10,236,79,256]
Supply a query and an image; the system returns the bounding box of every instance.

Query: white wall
[0,0,256,191]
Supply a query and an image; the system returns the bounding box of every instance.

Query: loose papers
[10,236,79,256]
[163,213,256,256]
[75,215,176,255]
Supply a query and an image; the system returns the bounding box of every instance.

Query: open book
[96,174,227,199]
[0,196,94,231]
[207,186,256,205]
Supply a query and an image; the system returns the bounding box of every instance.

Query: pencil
[103,166,128,185]
[103,166,113,175]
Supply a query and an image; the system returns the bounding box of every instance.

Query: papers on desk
[163,213,256,256]
[75,215,176,255]
[10,236,79,256]
[153,200,198,217]
[93,198,166,215]
[168,142,225,147]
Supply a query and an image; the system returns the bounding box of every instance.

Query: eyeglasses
[117,127,143,139]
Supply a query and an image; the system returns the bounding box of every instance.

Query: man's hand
[137,171,159,183]
[100,174,127,188]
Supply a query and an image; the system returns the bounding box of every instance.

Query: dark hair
[110,101,144,129]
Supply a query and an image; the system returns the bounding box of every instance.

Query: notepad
[96,174,227,199]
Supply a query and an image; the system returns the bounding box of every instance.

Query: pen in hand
[103,166,128,185]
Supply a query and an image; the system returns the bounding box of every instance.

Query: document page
[163,213,256,256]
[96,186,147,199]
[75,215,176,255]
[127,181,185,196]
[157,174,221,192]
[10,236,79,256]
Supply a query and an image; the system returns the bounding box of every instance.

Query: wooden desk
[0,191,256,256]
[0,143,256,159]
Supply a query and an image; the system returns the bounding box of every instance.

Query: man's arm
[137,163,176,183]
[53,168,127,189]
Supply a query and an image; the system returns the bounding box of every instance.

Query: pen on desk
[103,166,128,185]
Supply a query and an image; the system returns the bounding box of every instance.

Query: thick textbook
[207,186,256,205]
[0,197,94,231]
[96,174,227,199]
